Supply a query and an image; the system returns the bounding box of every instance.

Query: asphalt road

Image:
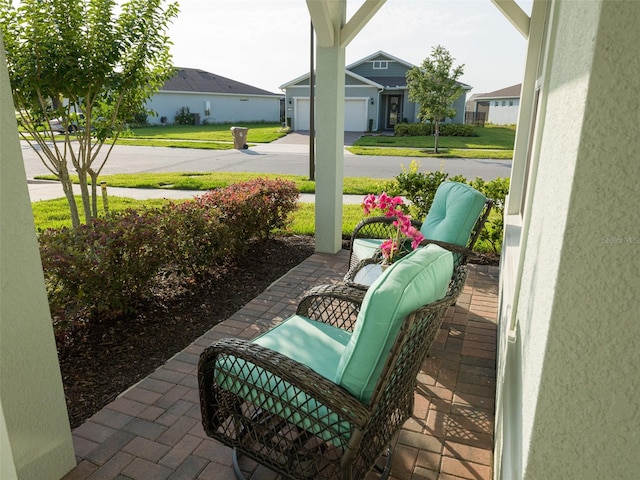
[21,136,511,181]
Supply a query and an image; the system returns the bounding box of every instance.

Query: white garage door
[294,98,367,132]
[344,98,368,131]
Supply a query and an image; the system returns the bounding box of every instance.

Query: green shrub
[393,160,448,219]
[467,177,510,254]
[175,106,194,125]
[394,122,476,137]
[40,209,169,323]
[157,201,236,279]
[39,179,300,331]
[395,122,432,136]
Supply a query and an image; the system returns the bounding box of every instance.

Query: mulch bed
[57,235,316,429]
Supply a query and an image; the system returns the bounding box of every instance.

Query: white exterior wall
[146,92,281,125]
[487,98,520,125]
[0,38,76,479]
[496,1,640,479]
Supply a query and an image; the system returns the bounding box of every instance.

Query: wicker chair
[198,246,466,480]
[347,181,493,272]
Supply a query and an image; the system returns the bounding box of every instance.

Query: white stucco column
[307,0,385,253]
[314,43,346,254]
[0,37,76,479]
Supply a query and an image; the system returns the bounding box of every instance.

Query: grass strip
[347,146,513,159]
[34,172,391,196]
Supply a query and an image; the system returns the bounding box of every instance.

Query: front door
[385,95,402,129]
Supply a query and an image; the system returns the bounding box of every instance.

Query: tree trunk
[77,170,93,224]
[58,163,81,228]
[434,121,440,153]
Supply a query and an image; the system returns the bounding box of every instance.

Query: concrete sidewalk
[27,179,364,204]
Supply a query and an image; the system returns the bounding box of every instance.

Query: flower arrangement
[362,192,425,264]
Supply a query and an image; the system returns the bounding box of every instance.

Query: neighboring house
[145,67,282,125]
[280,51,471,132]
[466,83,521,125]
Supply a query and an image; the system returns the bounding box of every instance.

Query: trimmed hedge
[394,122,476,137]
[40,179,300,329]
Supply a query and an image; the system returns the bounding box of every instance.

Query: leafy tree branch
[0,0,178,226]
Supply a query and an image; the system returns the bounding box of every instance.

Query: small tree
[0,0,178,227]
[406,45,465,153]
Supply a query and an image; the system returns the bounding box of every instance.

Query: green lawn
[353,125,515,150]
[34,172,390,196]
[31,195,365,234]
[22,123,514,158]
[347,146,513,159]
[124,123,287,143]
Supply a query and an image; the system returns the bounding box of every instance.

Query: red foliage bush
[39,179,300,329]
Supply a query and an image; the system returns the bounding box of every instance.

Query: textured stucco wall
[146,93,280,125]
[0,38,76,479]
[514,1,640,478]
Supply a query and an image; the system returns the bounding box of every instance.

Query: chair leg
[372,444,394,480]
[232,449,247,480]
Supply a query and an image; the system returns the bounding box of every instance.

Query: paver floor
[62,250,499,480]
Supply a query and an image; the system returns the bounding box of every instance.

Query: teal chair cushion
[215,315,354,446]
[335,245,453,402]
[352,238,385,264]
[420,181,487,247]
[253,315,351,380]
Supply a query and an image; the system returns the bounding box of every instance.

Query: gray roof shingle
[161,68,279,96]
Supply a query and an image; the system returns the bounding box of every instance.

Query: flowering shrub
[362,192,424,263]
[40,209,169,323]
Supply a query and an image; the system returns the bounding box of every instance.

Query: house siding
[350,59,409,79]
[496,1,640,479]
[147,92,281,125]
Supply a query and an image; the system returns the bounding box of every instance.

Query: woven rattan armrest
[198,337,372,429]
[296,284,366,331]
[350,216,422,240]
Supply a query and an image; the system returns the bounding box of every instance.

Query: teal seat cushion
[420,181,487,247]
[253,315,351,380]
[352,238,384,263]
[215,315,353,446]
[335,245,453,403]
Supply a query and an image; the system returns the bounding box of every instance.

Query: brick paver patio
[62,250,499,480]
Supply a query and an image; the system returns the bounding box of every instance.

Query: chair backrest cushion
[420,182,487,247]
[335,245,453,402]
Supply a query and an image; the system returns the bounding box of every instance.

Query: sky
[167,0,532,96]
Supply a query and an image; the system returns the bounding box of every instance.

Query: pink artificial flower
[408,227,425,249]
[376,192,392,211]
[362,194,377,215]
[361,192,423,263]
[380,238,399,261]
